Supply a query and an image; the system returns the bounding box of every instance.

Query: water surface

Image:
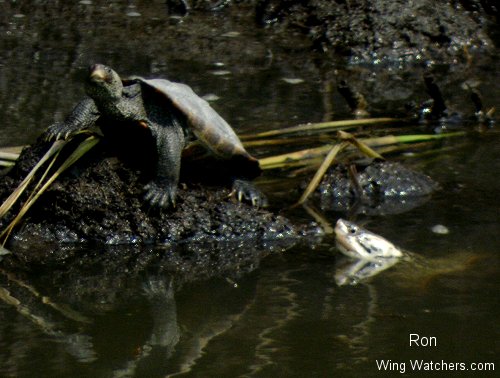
[0,2,498,377]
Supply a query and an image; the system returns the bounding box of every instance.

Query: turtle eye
[349,226,356,234]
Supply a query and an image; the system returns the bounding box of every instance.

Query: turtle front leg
[45,98,100,141]
[144,124,185,208]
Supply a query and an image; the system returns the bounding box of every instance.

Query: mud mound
[0,138,301,246]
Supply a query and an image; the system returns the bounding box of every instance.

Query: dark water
[1,2,499,377]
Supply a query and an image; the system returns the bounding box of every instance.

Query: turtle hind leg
[231,179,268,208]
[220,154,266,207]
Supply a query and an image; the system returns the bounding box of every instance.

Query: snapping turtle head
[85,63,123,102]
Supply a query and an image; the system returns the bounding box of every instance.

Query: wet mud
[0,137,305,247]
[254,0,497,65]
[314,161,438,215]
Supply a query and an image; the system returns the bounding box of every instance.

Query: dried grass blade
[338,130,385,160]
[0,151,20,161]
[362,132,465,147]
[0,140,67,220]
[302,203,334,234]
[258,145,332,170]
[0,136,99,244]
[296,142,349,205]
[241,117,396,140]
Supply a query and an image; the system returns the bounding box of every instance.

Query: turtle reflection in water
[46,64,266,208]
[334,219,478,287]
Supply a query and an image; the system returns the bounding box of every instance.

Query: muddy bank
[253,0,497,65]
[252,0,499,116]
[166,0,498,65]
[176,0,498,118]
[0,137,310,249]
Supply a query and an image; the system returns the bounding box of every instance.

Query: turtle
[333,219,479,286]
[45,64,266,208]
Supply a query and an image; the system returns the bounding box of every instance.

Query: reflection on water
[0,216,498,377]
[1,1,499,377]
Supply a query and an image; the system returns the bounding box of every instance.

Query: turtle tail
[230,154,262,180]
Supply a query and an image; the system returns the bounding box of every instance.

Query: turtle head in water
[334,219,403,260]
[334,219,480,287]
[334,218,403,285]
[85,64,123,102]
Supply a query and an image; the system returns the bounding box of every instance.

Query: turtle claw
[231,179,268,208]
[144,181,177,208]
[45,123,74,141]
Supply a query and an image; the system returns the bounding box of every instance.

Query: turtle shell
[127,77,252,161]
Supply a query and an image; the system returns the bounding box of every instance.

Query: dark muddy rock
[166,0,235,15]
[255,0,497,65]
[0,137,306,248]
[314,161,438,215]
[409,73,497,127]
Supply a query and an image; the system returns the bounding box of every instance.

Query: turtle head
[85,64,123,102]
[334,219,403,260]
